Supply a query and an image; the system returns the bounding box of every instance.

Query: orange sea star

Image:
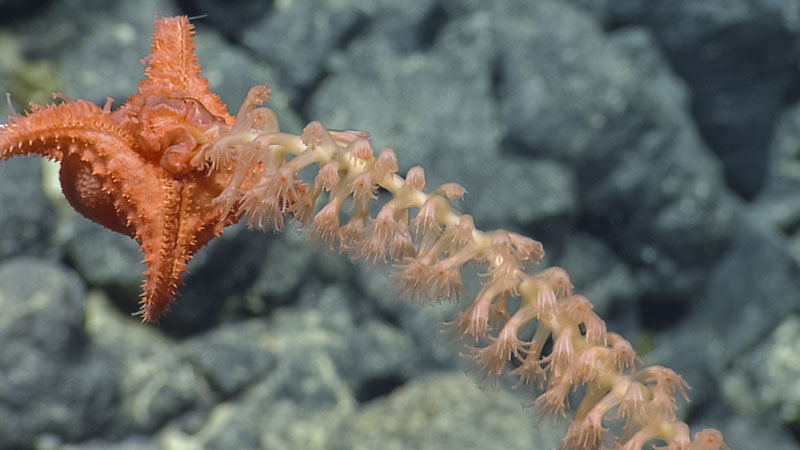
[0,16,256,322]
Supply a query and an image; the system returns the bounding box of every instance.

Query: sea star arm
[0,100,134,163]
[120,168,237,322]
[0,100,142,236]
[137,15,232,123]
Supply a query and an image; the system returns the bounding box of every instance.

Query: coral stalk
[194,85,729,450]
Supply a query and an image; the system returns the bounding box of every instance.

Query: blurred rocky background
[1,0,800,449]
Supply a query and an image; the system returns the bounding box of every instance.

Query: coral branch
[195,86,729,450]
